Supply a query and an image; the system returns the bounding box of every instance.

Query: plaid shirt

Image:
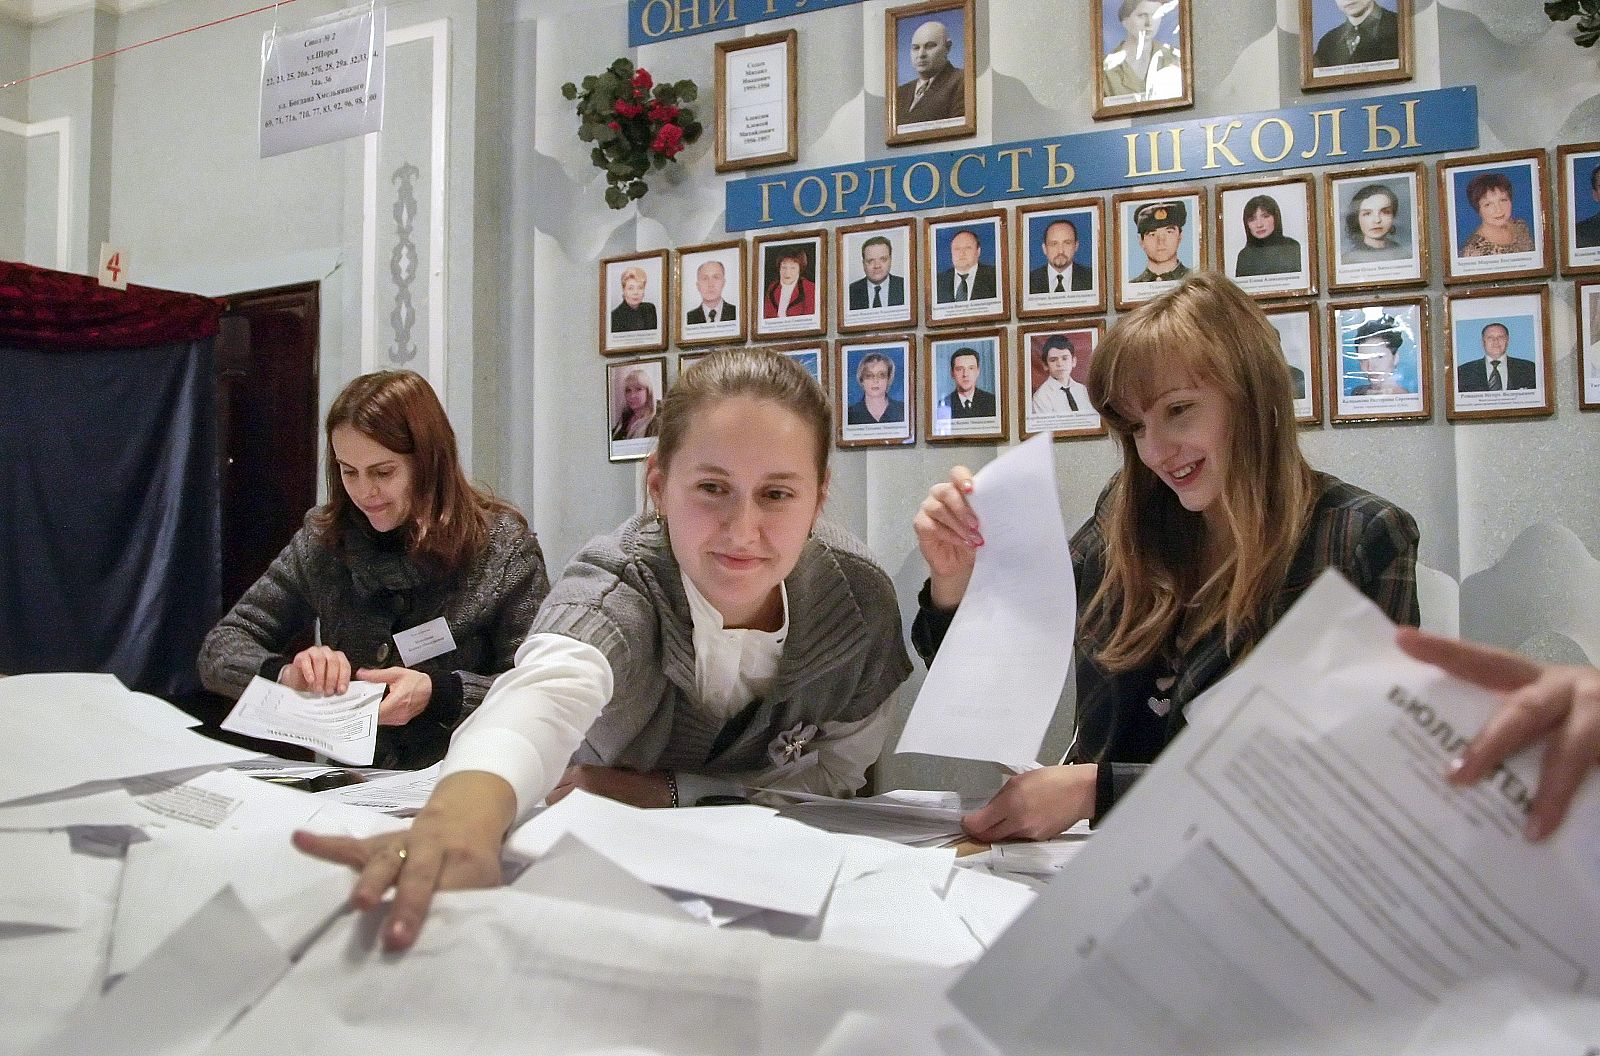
[912,471,1419,822]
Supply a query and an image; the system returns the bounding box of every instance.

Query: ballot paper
[0,831,82,929]
[221,676,385,766]
[819,858,984,967]
[312,762,440,815]
[769,788,968,846]
[895,431,1075,767]
[506,789,845,918]
[0,673,260,805]
[952,571,1600,1056]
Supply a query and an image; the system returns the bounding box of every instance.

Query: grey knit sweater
[535,514,913,778]
[197,507,549,769]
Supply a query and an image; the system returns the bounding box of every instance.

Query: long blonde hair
[1083,272,1316,671]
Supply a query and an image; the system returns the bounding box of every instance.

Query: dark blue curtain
[0,339,220,697]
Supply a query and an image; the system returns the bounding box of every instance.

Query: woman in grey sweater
[197,370,549,770]
[296,348,912,951]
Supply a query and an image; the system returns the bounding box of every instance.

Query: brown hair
[657,348,831,483]
[310,370,525,574]
[1083,272,1316,671]
[1465,171,1514,211]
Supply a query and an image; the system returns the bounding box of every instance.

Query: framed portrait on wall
[1445,286,1554,421]
[1092,0,1193,120]
[1299,0,1412,92]
[714,30,797,173]
[599,250,668,356]
[771,342,828,390]
[836,337,916,449]
[1015,199,1106,319]
[1262,302,1323,426]
[677,351,710,376]
[1323,163,1427,292]
[1437,150,1553,285]
[925,330,1007,443]
[885,0,976,147]
[751,229,828,339]
[1575,280,1600,410]
[1112,187,1205,310]
[837,218,918,334]
[925,209,1009,327]
[1215,175,1318,300]
[674,241,746,348]
[1017,322,1106,440]
[606,357,666,463]
[1555,142,1600,276]
[1326,297,1430,424]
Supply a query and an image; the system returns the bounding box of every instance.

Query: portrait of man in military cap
[1114,190,1205,308]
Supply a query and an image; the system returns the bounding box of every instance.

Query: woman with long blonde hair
[913,272,1419,840]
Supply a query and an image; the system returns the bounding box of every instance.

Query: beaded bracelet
[665,770,680,808]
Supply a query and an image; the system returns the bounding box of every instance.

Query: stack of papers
[767,788,969,847]
[221,676,385,766]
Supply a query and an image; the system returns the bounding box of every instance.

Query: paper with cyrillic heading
[221,676,384,766]
[951,571,1600,1056]
[895,431,1075,767]
[259,4,385,159]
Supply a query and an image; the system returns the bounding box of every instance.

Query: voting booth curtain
[0,261,224,698]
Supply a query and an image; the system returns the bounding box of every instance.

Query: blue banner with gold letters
[629,0,867,45]
[726,86,1479,232]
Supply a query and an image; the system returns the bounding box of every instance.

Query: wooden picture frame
[1555,142,1600,277]
[1445,285,1555,422]
[751,229,828,339]
[1262,301,1323,426]
[1299,0,1413,92]
[1017,322,1107,440]
[1574,279,1600,410]
[771,342,828,392]
[606,356,667,462]
[1326,296,1431,424]
[1323,162,1428,293]
[837,218,919,334]
[714,30,798,173]
[1092,0,1193,120]
[673,240,748,348]
[599,250,669,356]
[924,208,1010,328]
[885,0,977,147]
[1112,187,1206,310]
[836,336,917,449]
[677,351,711,376]
[1437,149,1554,286]
[924,329,1008,443]
[1015,199,1107,319]
[1215,174,1319,301]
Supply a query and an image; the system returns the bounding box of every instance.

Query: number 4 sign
[98,243,129,290]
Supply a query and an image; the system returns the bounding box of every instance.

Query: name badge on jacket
[393,617,457,667]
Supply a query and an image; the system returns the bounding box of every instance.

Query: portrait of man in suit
[941,346,996,418]
[1129,201,1191,283]
[848,236,906,311]
[895,17,965,126]
[1575,163,1600,250]
[1457,321,1536,392]
[935,228,997,304]
[1312,0,1400,68]
[1030,334,1092,415]
[1028,218,1093,295]
[685,259,737,326]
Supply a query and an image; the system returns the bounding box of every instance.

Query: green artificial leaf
[676,81,698,102]
[578,124,595,142]
[591,147,607,167]
[561,82,577,99]
[605,186,628,209]
[610,58,633,78]
[628,180,649,200]
[581,75,597,91]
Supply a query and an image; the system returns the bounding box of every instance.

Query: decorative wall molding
[361,19,449,394]
[0,114,73,270]
[0,0,171,27]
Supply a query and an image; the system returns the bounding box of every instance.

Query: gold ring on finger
[395,846,408,861]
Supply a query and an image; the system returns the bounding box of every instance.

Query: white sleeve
[440,632,612,822]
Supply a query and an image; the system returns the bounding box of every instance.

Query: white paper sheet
[108,828,353,977]
[986,826,1092,876]
[126,768,323,831]
[28,886,292,1056]
[952,571,1600,1056]
[940,867,1036,949]
[220,676,384,766]
[312,761,441,815]
[505,789,843,919]
[0,673,260,806]
[0,831,82,929]
[895,432,1076,766]
[509,834,697,924]
[819,862,983,967]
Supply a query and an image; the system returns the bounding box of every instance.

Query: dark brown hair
[311,370,525,574]
[657,348,831,483]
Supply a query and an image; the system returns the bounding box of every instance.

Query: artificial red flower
[647,103,679,123]
[632,68,653,90]
[613,99,643,118]
[651,123,685,158]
